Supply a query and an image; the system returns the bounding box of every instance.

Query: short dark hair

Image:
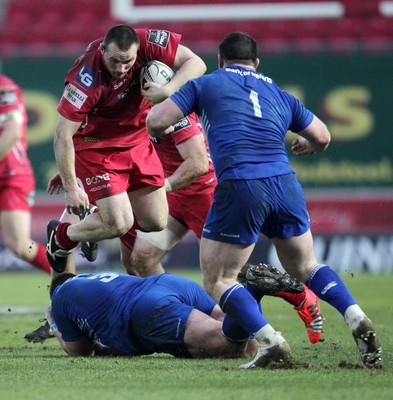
[49,273,76,299]
[218,32,257,66]
[103,24,140,52]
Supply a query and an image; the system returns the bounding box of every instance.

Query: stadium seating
[0,0,392,56]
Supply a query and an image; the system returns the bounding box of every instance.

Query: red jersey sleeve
[135,29,181,68]
[57,39,104,123]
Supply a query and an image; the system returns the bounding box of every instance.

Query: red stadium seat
[360,17,393,52]
[1,0,392,56]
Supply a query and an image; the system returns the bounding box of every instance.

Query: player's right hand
[64,186,89,216]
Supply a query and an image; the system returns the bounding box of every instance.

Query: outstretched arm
[54,114,90,215]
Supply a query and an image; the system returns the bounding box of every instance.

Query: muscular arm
[47,305,94,356]
[0,111,23,161]
[166,44,206,96]
[53,330,95,357]
[54,115,89,215]
[166,134,209,192]
[146,99,185,137]
[291,115,331,156]
[145,45,206,105]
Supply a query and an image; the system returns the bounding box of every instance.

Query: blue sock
[246,284,264,302]
[222,315,250,342]
[220,283,268,340]
[222,284,264,342]
[307,265,356,316]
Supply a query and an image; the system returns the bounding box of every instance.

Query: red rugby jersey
[0,74,33,181]
[57,29,181,151]
[151,113,216,196]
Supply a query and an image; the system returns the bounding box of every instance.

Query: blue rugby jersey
[170,65,313,182]
[51,272,216,356]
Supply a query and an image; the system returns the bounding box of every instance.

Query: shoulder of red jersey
[135,28,182,68]
[60,39,104,111]
[65,38,103,92]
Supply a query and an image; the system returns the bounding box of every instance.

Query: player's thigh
[272,229,318,280]
[119,240,132,271]
[128,185,168,230]
[200,238,255,299]
[166,215,190,239]
[95,192,134,230]
[0,210,31,245]
[184,309,245,358]
[131,234,167,268]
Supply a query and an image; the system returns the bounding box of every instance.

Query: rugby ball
[140,60,175,89]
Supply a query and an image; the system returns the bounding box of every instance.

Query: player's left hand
[142,82,171,105]
[291,137,316,156]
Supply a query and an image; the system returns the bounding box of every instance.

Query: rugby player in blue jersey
[145,32,382,368]
[47,266,305,359]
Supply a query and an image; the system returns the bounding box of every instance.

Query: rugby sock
[222,284,264,342]
[222,316,250,342]
[55,222,79,250]
[306,264,356,316]
[246,282,307,309]
[30,243,51,273]
[273,290,306,307]
[220,284,268,337]
[245,284,264,302]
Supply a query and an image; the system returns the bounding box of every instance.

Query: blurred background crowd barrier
[0,0,392,273]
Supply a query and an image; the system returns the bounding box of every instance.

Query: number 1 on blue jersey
[249,90,262,118]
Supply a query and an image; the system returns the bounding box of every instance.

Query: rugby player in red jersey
[45,25,206,273]
[0,74,52,274]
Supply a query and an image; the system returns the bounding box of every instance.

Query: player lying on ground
[47,264,307,364]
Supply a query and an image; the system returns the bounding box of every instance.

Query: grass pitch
[1,269,392,400]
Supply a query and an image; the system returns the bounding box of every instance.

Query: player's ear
[255,57,260,70]
[218,54,224,68]
[100,43,105,53]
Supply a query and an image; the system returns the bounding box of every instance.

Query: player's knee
[105,218,133,238]
[140,219,167,233]
[5,239,31,260]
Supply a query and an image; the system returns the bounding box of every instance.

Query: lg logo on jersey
[86,173,110,185]
[77,66,95,89]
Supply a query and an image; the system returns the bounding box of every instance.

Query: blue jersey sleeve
[51,286,84,342]
[170,79,199,117]
[281,90,314,132]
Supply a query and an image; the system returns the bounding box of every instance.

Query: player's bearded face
[102,42,139,79]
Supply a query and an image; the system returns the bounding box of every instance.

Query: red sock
[273,290,306,307]
[30,243,51,274]
[55,222,79,250]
